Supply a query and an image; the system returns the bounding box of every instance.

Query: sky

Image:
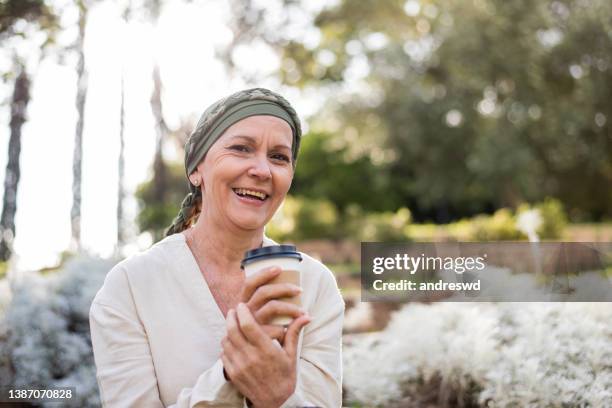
[0,1,327,271]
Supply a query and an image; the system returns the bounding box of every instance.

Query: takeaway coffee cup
[241,245,303,325]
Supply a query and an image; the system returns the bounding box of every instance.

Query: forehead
[219,115,293,144]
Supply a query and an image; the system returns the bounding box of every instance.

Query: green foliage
[536,198,568,239]
[268,196,567,242]
[135,162,189,241]
[267,196,340,241]
[267,196,412,242]
[467,209,526,241]
[518,197,568,239]
[0,0,57,40]
[273,0,612,221]
[345,205,412,242]
[292,132,398,212]
[408,198,568,241]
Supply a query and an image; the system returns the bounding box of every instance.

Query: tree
[0,0,54,34]
[135,161,189,242]
[117,70,127,251]
[116,4,131,253]
[150,64,171,216]
[70,0,91,249]
[132,0,193,241]
[0,0,57,262]
[0,67,29,262]
[223,0,612,221]
[291,131,399,213]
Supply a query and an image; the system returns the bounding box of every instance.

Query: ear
[189,172,200,187]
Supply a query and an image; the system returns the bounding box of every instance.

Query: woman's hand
[240,266,304,343]
[221,303,311,407]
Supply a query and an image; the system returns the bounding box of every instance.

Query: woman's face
[193,115,294,231]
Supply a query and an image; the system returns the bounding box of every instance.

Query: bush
[0,255,114,407]
[267,196,340,241]
[135,162,190,241]
[269,197,567,243]
[406,199,568,242]
[406,209,526,242]
[468,208,526,241]
[514,198,568,240]
[267,197,412,242]
[345,206,412,242]
[343,302,612,407]
[534,198,568,239]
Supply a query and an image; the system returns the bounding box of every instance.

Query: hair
[165,188,202,236]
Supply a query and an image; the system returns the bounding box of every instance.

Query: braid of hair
[165,189,202,236]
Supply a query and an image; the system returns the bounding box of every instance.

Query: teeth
[234,188,267,200]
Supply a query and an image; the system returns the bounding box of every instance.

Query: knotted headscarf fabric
[165,88,302,236]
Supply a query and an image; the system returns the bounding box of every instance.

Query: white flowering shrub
[343,302,612,407]
[0,255,114,407]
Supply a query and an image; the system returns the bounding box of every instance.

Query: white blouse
[89,233,344,407]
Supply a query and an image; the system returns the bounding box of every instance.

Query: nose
[247,154,272,180]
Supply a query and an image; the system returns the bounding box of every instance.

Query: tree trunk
[116,73,126,251]
[0,66,30,262]
[70,0,88,249]
[150,64,169,204]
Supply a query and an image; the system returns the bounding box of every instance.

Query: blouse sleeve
[89,266,244,407]
[279,263,345,408]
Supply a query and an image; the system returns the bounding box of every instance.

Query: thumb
[283,315,311,358]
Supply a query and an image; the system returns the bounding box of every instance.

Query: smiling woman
[193,116,294,233]
[89,88,344,408]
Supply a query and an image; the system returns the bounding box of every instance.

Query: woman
[89,88,344,407]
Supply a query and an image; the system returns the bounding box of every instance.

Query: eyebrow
[227,134,291,151]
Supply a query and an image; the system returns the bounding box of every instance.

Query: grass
[329,262,360,277]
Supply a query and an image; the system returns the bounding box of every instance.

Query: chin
[231,215,268,231]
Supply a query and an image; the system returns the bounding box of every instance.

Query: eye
[271,153,291,163]
[228,144,250,153]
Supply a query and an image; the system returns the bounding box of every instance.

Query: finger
[263,324,286,342]
[283,315,311,359]
[255,300,304,324]
[248,283,302,311]
[235,303,272,349]
[240,266,282,302]
[221,335,239,356]
[221,353,234,381]
[226,308,248,348]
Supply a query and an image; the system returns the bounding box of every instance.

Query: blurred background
[0,0,611,406]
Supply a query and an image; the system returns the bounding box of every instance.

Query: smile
[232,188,269,201]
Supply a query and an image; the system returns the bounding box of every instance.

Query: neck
[187,210,264,271]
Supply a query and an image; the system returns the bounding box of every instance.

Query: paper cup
[241,245,302,325]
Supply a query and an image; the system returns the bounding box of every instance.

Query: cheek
[274,169,294,194]
[200,170,229,206]
[201,155,238,188]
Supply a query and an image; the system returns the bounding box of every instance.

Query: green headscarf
[166,88,302,236]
